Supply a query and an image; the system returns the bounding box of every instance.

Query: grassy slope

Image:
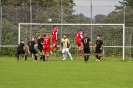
[0,57,133,88]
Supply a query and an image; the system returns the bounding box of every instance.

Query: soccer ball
[48,18,52,22]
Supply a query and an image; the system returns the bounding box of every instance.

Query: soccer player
[76,29,83,56]
[61,34,73,60]
[81,33,92,63]
[27,37,38,62]
[94,35,103,61]
[37,35,45,61]
[51,25,58,52]
[17,40,27,62]
[43,34,51,62]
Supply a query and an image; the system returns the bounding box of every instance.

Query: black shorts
[95,48,102,54]
[38,47,43,52]
[30,49,37,54]
[83,47,90,54]
[17,50,25,55]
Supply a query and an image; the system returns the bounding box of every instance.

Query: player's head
[84,33,88,38]
[97,35,101,40]
[43,34,46,38]
[63,34,66,39]
[53,25,56,28]
[37,35,41,39]
[21,40,24,43]
[31,37,35,41]
[80,29,83,32]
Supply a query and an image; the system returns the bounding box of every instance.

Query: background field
[0,56,133,88]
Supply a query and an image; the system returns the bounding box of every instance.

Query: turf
[0,56,133,88]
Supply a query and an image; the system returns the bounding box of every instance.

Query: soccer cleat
[98,60,100,62]
[96,59,98,61]
[62,59,66,60]
[16,60,19,62]
[71,58,73,60]
[35,60,38,62]
[45,60,48,62]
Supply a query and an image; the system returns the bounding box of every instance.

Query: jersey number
[84,39,87,44]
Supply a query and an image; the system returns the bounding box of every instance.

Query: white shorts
[62,48,69,53]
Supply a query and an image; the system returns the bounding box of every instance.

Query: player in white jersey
[61,34,73,60]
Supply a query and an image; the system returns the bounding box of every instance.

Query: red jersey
[44,37,50,46]
[76,31,83,40]
[51,28,58,40]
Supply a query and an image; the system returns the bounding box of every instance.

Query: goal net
[18,23,125,60]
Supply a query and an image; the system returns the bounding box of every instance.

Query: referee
[81,33,92,63]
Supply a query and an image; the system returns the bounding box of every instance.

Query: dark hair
[97,35,100,37]
[53,25,56,28]
[37,35,41,37]
[21,40,24,41]
[80,29,83,31]
[43,34,46,37]
[31,36,34,39]
[62,34,66,36]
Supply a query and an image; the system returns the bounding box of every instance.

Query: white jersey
[61,38,70,48]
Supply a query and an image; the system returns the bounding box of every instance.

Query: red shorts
[44,45,50,53]
[76,39,82,47]
[52,37,58,44]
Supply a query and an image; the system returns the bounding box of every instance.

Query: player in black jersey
[81,33,92,63]
[94,35,103,61]
[37,35,45,61]
[27,37,38,62]
[17,40,27,62]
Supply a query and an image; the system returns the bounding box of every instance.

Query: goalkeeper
[61,34,73,60]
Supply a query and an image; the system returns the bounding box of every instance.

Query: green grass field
[0,56,133,88]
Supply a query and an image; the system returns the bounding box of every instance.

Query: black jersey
[37,38,43,48]
[95,40,103,48]
[17,43,24,51]
[82,37,91,48]
[27,41,36,50]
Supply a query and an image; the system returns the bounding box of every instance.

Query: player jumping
[76,29,83,56]
[51,25,58,52]
[81,33,92,63]
[16,40,27,62]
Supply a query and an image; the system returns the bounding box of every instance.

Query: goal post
[18,23,125,60]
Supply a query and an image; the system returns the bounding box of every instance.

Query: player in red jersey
[43,34,51,62]
[51,25,58,52]
[76,29,83,56]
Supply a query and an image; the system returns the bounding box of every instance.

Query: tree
[94,14,106,23]
[105,0,133,27]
